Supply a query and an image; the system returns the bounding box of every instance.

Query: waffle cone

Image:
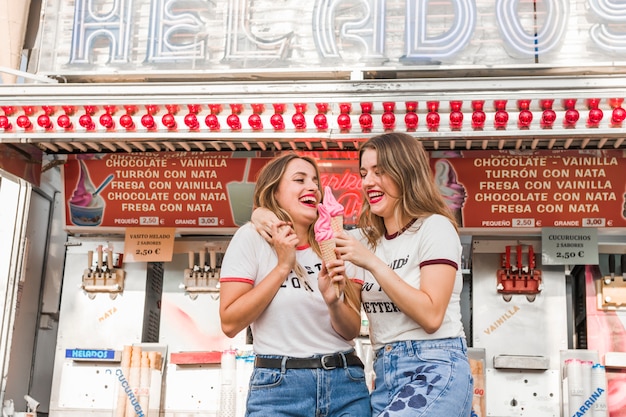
[319,239,341,298]
[331,216,343,235]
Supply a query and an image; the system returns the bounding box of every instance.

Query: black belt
[254,351,363,370]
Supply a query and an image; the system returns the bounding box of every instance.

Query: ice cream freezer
[48,236,249,417]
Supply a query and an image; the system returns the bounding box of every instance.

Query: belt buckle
[321,354,338,370]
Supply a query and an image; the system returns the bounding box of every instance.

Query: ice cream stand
[1,0,626,416]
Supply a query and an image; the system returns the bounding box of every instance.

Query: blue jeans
[371,338,473,417]
[246,351,372,417]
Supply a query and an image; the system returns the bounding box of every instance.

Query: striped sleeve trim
[219,277,255,285]
[420,258,458,270]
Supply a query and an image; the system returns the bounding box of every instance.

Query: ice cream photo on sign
[314,186,345,298]
[434,159,466,227]
[69,159,114,226]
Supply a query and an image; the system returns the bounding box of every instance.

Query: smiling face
[275,158,321,228]
[359,148,403,227]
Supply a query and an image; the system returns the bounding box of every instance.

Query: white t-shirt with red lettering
[354,214,465,351]
[220,222,358,357]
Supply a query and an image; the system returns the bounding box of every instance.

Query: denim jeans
[246,351,372,417]
[371,338,473,417]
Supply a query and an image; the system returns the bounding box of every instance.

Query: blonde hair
[358,133,458,249]
[254,153,361,314]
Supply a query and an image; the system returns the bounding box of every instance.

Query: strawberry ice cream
[315,204,340,297]
[321,186,345,234]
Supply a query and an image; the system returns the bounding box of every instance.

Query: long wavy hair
[357,133,458,249]
[254,153,361,314]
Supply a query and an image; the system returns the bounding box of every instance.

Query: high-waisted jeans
[371,337,473,417]
[246,350,371,417]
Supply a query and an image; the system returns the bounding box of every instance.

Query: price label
[582,218,606,227]
[198,217,219,226]
[512,218,535,228]
[541,227,598,265]
[124,227,175,262]
[140,216,160,225]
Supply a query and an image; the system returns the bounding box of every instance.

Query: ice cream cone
[331,216,343,235]
[319,239,341,298]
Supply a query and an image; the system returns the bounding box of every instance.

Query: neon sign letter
[313,0,386,61]
[70,0,134,64]
[588,0,626,53]
[496,0,568,58]
[146,0,208,63]
[223,0,294,61]
[401,0,475,63]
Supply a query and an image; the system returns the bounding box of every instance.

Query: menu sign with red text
[432,149,626,228]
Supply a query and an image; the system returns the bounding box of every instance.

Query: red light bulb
[564,108,580,127]
[562,99,577,110]
[471,111,486,129]
[79,114,95,130]
[124,105,138,115]
[251,103,265,114]
[248,113,263,130]
[184,113,200,130]
[273,104,285,114]
[209,104,223,115]
[294,103,307,114]
[587,108,603,127]
[382,102,395,112]
[188,104,201,114]
[227,114,241,130]
[0,115,11,130]
[611,107,626,125]
[426,112,440,130]
[449,101,463,112]
[103,105,117,115]
[99,113,115,129]
[292,113,306,130]
[404,112,418,131]
[541,109,556,128]
[449,110,463,130]
[22,106,36,116]
[16,115,32,130]
[518,110,533,128]
[1,106,16,116]
[230,104,244,115]
[37,114,53,130]
[162,113,177,130]
[42,106,56,115]
[205,114,221,131]
[609,98,624,109]
[427,101,439,113]
[339,103,351,114]
[471,100,484,112]
[337,113,352,131]
[165,104,179,114]
[145,105,159,115]
[360,102,373,114]
[494,110,509,129]
[493,100,507,111]
[540,99,554,110]
[84,105,97,115]
[517,100,531,111]
[314,114,328,130]
[359,113,373,132]
[316,103,329,113]
[119,114,135,130]
[57,114,73,129]
[405,101,418,113]
[141,114,156,130]
[587,98,601,109]
[62,105,76,115]
[270,114,285,130]
[381,112,396,130]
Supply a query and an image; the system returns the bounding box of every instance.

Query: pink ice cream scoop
[314,204,334,242]
[70,163,94,206]
[322,186,344,217]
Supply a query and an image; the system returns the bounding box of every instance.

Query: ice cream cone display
[115,345,164,417]
[315,204,341,298]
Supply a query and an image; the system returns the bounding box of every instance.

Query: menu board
[63,149,626,232]
[63,152,269,231]
[432,149,626,228]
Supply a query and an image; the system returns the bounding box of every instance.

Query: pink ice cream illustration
[434,159,466,227]
[69,160,113,226]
